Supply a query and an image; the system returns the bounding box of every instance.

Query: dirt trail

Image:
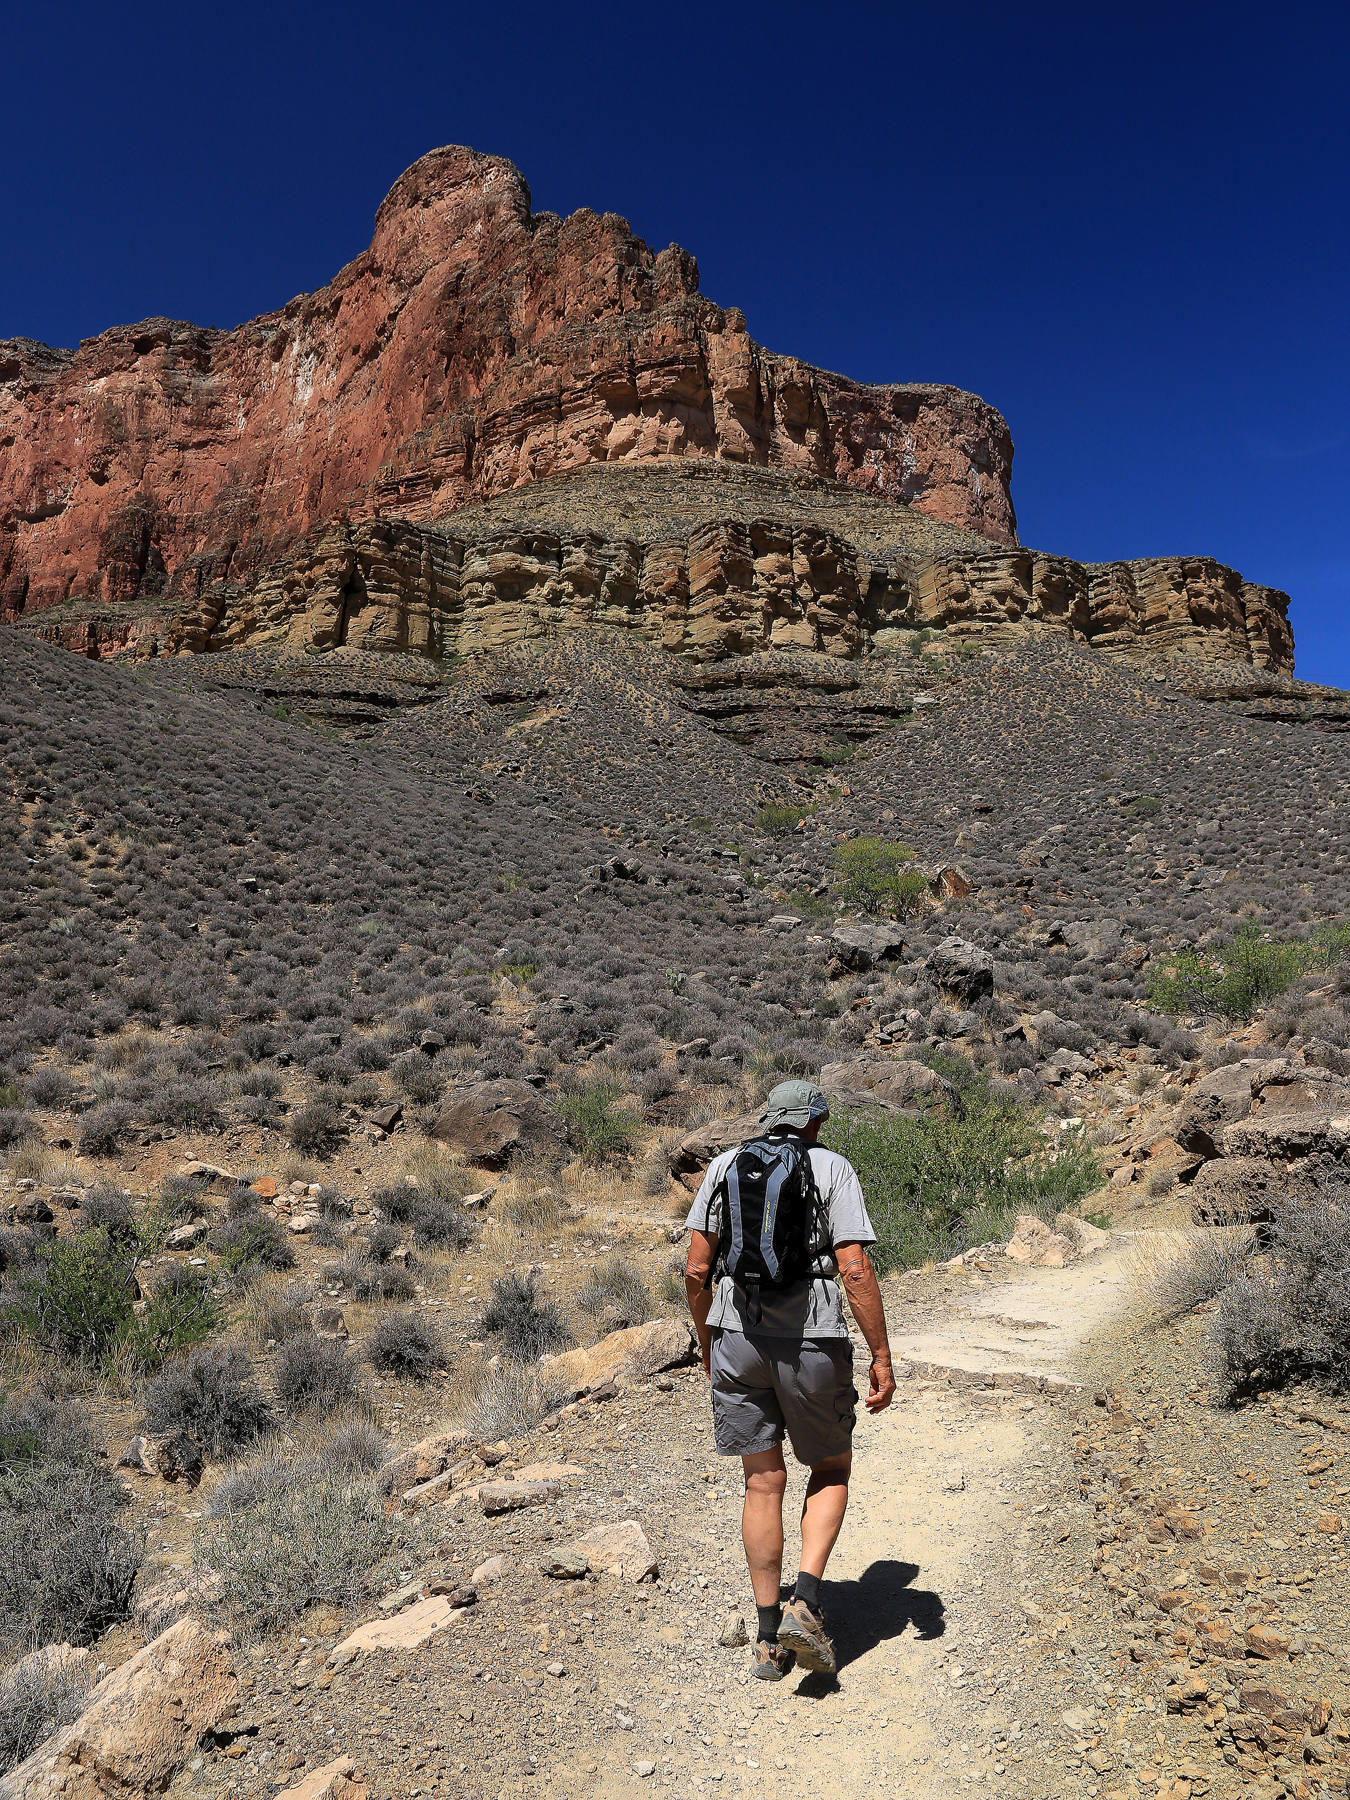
[573,1238,1140,1800]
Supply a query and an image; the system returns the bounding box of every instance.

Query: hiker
[683,1078,895,1680]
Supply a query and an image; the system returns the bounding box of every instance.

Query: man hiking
[684,1078,895,1680]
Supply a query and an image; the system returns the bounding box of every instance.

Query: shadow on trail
[791,1559,946,1690]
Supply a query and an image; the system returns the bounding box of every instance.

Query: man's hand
[866,1351,896,1413]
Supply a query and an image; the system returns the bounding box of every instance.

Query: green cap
[759,1079,830,1134]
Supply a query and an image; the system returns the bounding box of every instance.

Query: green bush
[9,1229,139,1363]
[822,1097,1103,1271]
[557,1081,636,1163]
[833,838,928,917]
[1147,922,1345,1023]
[123,1264,222,1374]
[755,802,816,837]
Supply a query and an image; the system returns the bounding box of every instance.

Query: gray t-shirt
[685,1140,876,1340]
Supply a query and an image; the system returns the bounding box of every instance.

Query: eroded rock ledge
[65,495,1287,671]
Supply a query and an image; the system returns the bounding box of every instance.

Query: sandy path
[572,1239,1136,1800]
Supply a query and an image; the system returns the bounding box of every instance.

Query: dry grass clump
[458,1360,568,1440]
[241,1276,315,1345]
[0,1647,96,1776]
[1130,1227,1255,1324]
[575,1255,653,1329]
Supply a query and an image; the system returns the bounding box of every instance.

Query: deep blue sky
[4,2,1346,684]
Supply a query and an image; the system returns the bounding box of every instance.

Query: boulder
[559,1519,658,1584]
[541,1317,697,1400]
[668,1110,762,1191]
[1224,1114,1350,1163]
[818,1058,954,1114]
[312,1307,349,1343]
[1005,1214,1076,1268]
[830,922,907,972]
[1054,1213,1111,1256]
[926,936,994,1005]
[0,1616,235,1800]
[1175,1062,1255,1159]
[327,1596,467,1667]
[430,1080,566,1167]
[1189,1156,1282,1227]
[377,1430,471,1498]
[1047,1048,1095,1077]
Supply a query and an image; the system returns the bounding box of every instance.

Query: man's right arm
[684,1229,719,1378]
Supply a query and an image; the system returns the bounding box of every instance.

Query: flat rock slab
[275,1755,367,1799]
[327,1596,466,1666]
[542,1318,696,1399]
[513,1462,584,1483]
[479,1479,561,1514]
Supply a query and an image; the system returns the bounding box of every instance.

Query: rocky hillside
[14,461,1295,671]
[0,146,1016,626]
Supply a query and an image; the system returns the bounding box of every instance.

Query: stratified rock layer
[0,146,1016,625]
[19,461,1293,671]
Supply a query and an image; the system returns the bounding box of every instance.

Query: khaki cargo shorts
[709,1329,858,1466]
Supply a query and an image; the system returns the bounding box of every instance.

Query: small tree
[834,838,928,917]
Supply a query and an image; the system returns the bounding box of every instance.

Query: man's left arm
[835,1241,895,1413]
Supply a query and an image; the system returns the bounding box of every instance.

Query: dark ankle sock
[794,1571,822,1612]
[756,1602,783,1643]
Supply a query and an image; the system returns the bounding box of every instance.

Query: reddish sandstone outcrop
[0,146,1016,625]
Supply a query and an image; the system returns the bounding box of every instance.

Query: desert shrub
[274,1335,364,1415]
[237,1067,282,1099]
[355,1264,417,1303]
[556,1080,636,1164]
[365,1309,447,1380]
[575,1255,653,1328]
[78,1183,139,1245]
[78,1101,132,1157]
[153,1079,222,1132]
[369,1176,473,1250]
[347,1034,390,1072]
[482,1271,573,1361]
[833,838,928,917]
[391,1050,442,1105]
[1147,923,1340,1023]
[0,1392,145,1653]
[286,1098,344,1160]
[658,1259,686,1306]
[140,1346,273,1458]
[755,802,816,836]
[0,1645,96,1775]
[0,1111,34,1152]
[195,1458,396,1631]
[122,1264,222,1373]
[822,1099,1104,1271]
[1145,1167,1178,1198]
[211,1210,295,1276]
[1209,1189,1350,1396]
[24,1067,71,1110]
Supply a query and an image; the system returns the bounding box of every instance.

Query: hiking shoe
[751,1639,796,1681]
[776,1597,836,1674]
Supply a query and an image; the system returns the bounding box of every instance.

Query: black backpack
[711,1133,821,1322]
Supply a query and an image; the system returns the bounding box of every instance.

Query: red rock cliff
[0,147,1017,623]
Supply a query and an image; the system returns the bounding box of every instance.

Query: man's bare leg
[740,1447,788,1604]
[798,1450,851,1578]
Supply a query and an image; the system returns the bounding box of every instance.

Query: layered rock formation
[0,145,1016,626]
[95,471,1285,670]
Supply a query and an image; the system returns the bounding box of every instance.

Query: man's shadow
[786,1560,945,1692]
